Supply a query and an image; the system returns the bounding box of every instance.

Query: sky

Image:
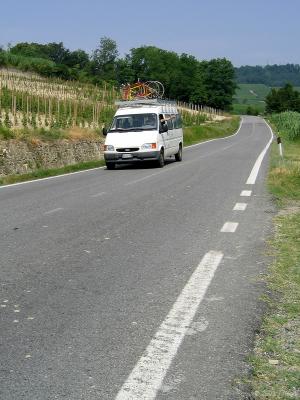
[1,0,299,67]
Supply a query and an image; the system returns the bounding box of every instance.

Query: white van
[103,99,183,169]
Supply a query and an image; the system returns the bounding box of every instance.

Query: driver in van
[145,114,156,128]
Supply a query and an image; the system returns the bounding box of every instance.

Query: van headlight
[104,145,114,151]
[141,143,157,150]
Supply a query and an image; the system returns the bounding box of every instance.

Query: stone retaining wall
[0,139,104,177]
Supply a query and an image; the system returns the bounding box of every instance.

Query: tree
[236,64,300,86]
[169,53,199,101]
[64,49,90,69]
[91,37,119,82]
[265,83,300,113]
[116,55,135,85]
[10,42,49,58]
[44,42,70,64]
[246,106,259,116]
[128,46,180,98]
[201,58,236,110]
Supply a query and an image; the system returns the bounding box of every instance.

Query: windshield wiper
[109,128,152,132]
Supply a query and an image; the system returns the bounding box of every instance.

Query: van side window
[177,114,182,129]
[166,114,173,130]
[173,114,178,129]
[173,114,179,129]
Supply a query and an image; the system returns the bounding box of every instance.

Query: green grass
[268,141,300,203]
[250,123,300,399]
[233,85,300,115]
[235,83,271,101]
[270,112,300,141]
[233,83,270,114]
[232,102,265,115]
[0,159,105,186]
[183,116,240,146]
[0,126,102,141]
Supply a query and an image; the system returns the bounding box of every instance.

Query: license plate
[122,153,133,159]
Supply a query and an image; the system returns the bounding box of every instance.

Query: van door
[165,113,177,155]
[173,113,182,148]
[159,114,169,155]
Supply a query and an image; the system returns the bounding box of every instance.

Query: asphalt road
[0,116,276,400]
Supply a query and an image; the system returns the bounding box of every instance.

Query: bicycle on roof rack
[121,81,165,101]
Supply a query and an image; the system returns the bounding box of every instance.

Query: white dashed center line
[240,190,252,197]
[124,172,161,186]
[233,203,247,211]
[44,207,64,215]
[115,251,223,400]
[91,191,107,198]
[220,222,239,233]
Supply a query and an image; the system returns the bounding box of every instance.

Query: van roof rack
[115,99,177,107]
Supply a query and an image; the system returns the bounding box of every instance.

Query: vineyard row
[0,87,117,129]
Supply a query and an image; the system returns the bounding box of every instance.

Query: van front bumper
[104,151,160,162]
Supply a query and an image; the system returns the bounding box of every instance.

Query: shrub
[270,111,300,140]
[0,125,14,139]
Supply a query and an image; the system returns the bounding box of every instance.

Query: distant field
[235,83,270,101]
[233,83,270,114]
[233,84,300,114]
[232,102,265,115]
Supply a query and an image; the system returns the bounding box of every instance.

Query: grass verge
[250,127,300,399]
[0,126,102,141]
[183,116,240,146]
[0,159,105,186]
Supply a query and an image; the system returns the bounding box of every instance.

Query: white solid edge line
[185,117,244,149]
[0,165,106,189]
[246,120,274,185]
[115,251,223,400]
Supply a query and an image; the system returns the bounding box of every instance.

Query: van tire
[106,162,115,170]
[157,149,165,168]
[175,144,182,161]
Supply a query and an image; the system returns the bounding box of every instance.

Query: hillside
[0,68,222,141]
[0,42,237,110]
[233,83,269,114]
[235,64,300,86]
[0,68,118,139]
[233,83,300,114]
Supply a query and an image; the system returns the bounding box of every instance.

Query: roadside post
[277,136,283,158]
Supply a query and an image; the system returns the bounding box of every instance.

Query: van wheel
[106,162,115,170]
[157,149,165,168]
[175,144,182,161]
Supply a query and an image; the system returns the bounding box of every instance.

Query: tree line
[235,64,300,86]
[265,84,300,113]
[0,38,236,110]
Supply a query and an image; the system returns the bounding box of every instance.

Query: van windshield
[109,113,158,132]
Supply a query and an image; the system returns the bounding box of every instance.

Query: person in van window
[159,114,167,125]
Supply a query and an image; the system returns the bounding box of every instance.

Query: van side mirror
[102,127,108,136]
[159,124,168,133]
